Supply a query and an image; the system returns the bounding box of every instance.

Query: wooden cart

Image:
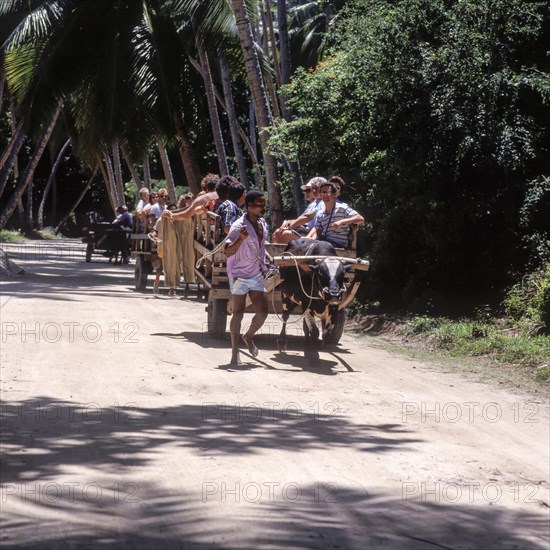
[194,211,369,342]
[82,222,131,263]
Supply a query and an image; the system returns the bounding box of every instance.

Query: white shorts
[229,273,266,295]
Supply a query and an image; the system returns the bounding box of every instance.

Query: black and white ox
[277,238,352,359]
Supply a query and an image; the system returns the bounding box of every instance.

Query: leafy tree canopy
[270,0,550,308]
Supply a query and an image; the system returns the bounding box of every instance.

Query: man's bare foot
[242,334,259,357]
[230,352,242,365]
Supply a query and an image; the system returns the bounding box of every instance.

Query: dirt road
[1,240,548,549]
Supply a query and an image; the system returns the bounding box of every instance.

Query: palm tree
[197,37,229,175]
[37,137,71,229]
[230,0,283,226]
[0,100,62,229]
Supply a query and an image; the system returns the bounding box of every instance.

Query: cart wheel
[207,299,228,337]
[85,243,93,262]
[323,308,346,344]
[134,256,148,290]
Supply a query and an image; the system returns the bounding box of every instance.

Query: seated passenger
[307,181,364,249]
[216,177,245,234]
[112,205,132,229]
[135,188,150,216]
[162,175,223,222]
[272,177,327,244]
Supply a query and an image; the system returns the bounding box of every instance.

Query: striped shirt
[314,202,358,249]
[217,200,242,229]
[303,199,324,229]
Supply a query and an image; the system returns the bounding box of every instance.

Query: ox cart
[194,211,369,343]
[129,211,369,345]
[82,222,131,263]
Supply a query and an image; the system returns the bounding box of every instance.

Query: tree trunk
[98,156,117,213]
[37,138,71,229]
[0,100,62,230]
[143,154,152,191]
[104,153,119,206]
[55,166,98,234]
[189,55,260,180]
[121,144,142,203]
[197,40,228,176]
[157,143,177,203]
[274,0,303,210]
[231,0,283,227]
[259,0,281,119]
[277,0,292,86]
[265,0,282,89]
[0,99,24,200]
[174,115,202,195]
[0,128,25,200]
[112,142,126,206]
[0,72,5,115]
[218,50,249,188]
[0,122,23,172]
[26,178,33,231]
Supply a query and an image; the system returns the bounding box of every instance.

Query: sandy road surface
[0,240,548,549]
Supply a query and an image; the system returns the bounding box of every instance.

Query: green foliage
[505,264,550,332]
[520,176,550,267]
[404,315,442,335]
[270,0,550,306]
[0,229,26,243]
[400,315,550,374]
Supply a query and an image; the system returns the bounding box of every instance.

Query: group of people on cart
[130,173,364,365]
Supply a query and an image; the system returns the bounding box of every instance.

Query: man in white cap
[272,176,327,244]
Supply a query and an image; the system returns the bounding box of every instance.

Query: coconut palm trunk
[197,39,228,176]
[0,121,23,171]
[230,0,282,226]
[121,144,143,203]
[218,50,249,188]
[0,128,25,200]
[174,115,202,195]
[258,0,281,119]
[157,143,177,203]
[55,166,98,234]
[189,54,258,182]
[277,0,292,86]
[143,154,152,191]
[0,100,62,230]
[98,157,118,213]
[104,153,119,206]
[112,143,126,206]
[37,138,71,229]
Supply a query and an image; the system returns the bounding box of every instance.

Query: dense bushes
[505,264,550,333]
[270,0,550,309]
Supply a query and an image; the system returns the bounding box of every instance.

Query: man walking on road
[224,191,269,365]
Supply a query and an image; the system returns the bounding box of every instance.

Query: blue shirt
[217,200,242,229]
[303,199,324,229]
[114,211,132,229]
[226,215,268,279]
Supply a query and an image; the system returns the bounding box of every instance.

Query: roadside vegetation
[0,230,26,243]
[349,265,550,382]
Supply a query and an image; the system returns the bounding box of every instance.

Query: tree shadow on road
[1,398,547,549]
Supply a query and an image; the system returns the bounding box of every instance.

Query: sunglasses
[159,194,168,198]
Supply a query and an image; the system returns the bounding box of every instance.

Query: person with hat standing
[272,176,327,244]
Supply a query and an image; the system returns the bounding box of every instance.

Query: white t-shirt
[149,203,165,219]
